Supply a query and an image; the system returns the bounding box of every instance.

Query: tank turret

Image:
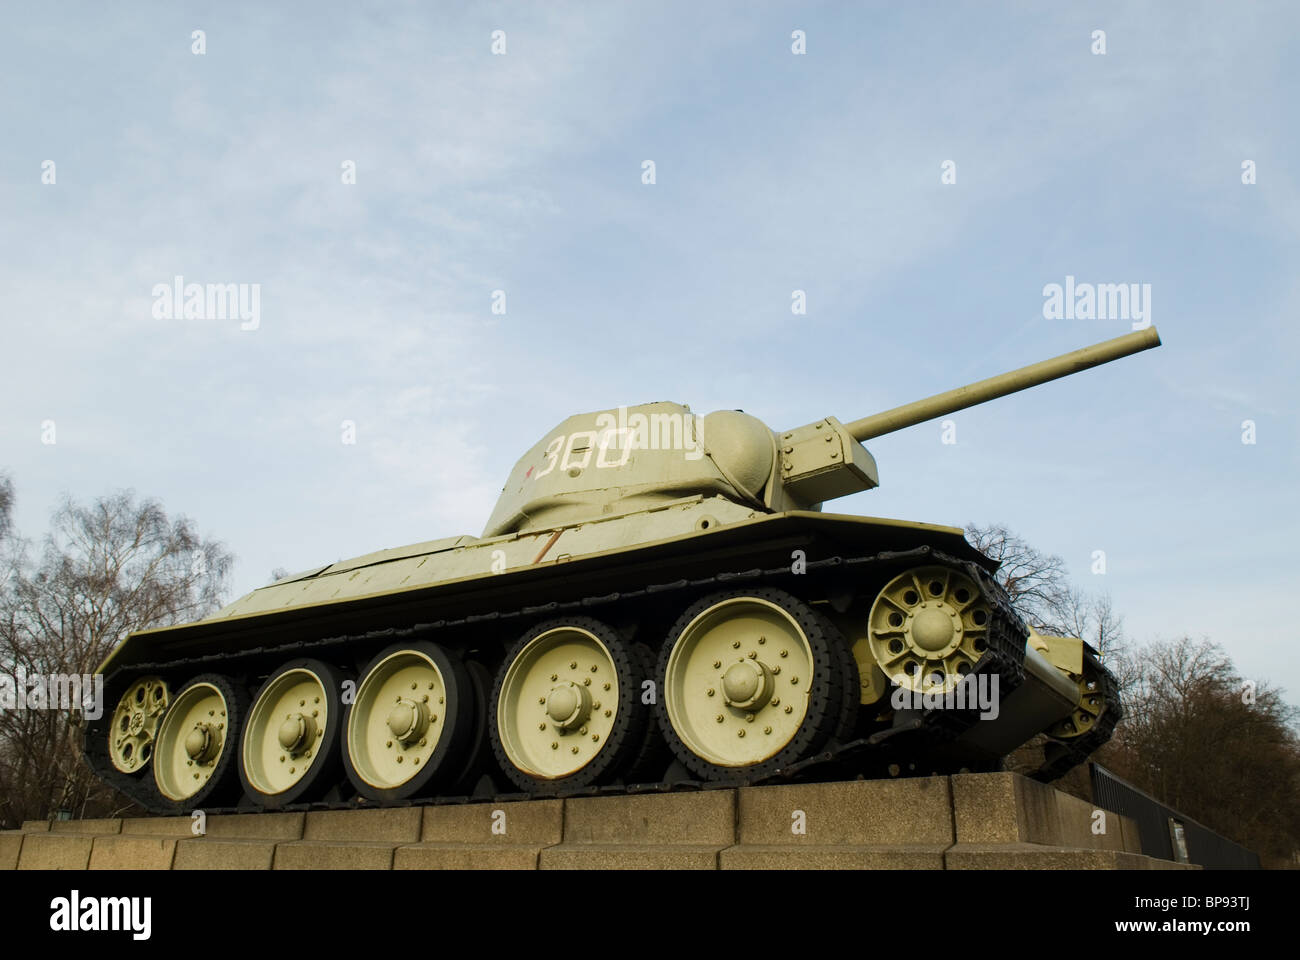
[486,327,1162,533]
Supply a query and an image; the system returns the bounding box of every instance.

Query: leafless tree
[966,523,1128,663]
[1104,636,1300,868]
[0,484,233,827]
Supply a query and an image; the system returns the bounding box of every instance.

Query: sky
[2,2,1296,701]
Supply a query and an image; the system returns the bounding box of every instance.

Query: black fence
[1089,763,1260,869]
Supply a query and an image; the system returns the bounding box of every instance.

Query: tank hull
[86,508,1110,814]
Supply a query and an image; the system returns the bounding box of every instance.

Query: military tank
[86,328,1161,814]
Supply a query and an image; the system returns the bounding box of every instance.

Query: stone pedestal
[2,773,1197,870]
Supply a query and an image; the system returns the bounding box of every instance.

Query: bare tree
[0,485,233,827]
[1105,636,1300,868]
[0,473,13,541]
[966,522,1127,662]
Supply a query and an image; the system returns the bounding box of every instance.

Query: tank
[86,328,1162,814]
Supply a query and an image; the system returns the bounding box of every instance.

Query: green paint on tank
[100,328,1161,675]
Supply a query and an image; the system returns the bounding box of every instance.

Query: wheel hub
[277,713,316,752]
[545,680,591,730]
[386,698,429,744]
[721,658,773,710]
[912,606,960,652]
[185,723,221,764]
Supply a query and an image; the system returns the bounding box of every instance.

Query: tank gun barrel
[843,327,1161,442]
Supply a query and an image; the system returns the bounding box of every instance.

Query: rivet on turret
[791,677,799,685]
[602,683,610,691]
[758,636,766,644]
[784,706,793,714]
[779,650,788,658]
[551,742,558,750]
[707,688,715,697]
[732,641,740,649]
[570,661,577,670]
[737,730,746,738]
[716,715,724,723]
[764,726,772,735]
[713,660,722,669]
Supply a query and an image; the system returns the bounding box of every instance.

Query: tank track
[85,545,1050,815]
[1030,645,1123,783]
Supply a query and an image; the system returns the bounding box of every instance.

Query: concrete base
[541,791,734,870]
[3,772,1198,870]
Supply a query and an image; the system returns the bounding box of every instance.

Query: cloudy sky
[2,3,1296,699]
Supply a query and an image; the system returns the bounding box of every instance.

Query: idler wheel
[107,676,169,774]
